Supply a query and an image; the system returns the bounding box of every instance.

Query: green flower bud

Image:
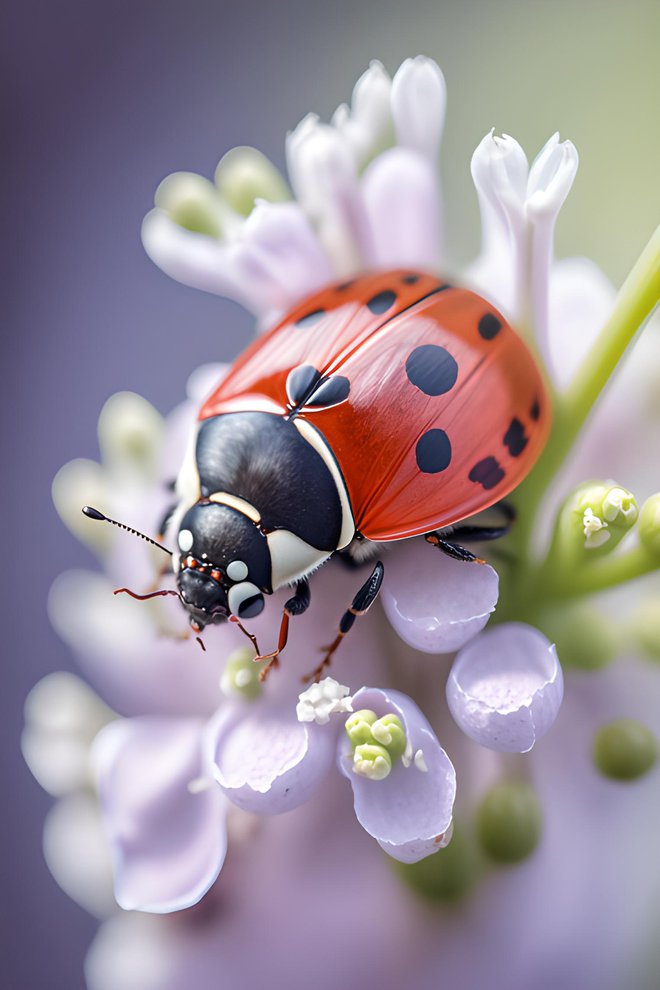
[477,780,542,864]
[371,714,407,760]
[352,743,392,781]
[395,822,480,902]
[345,709,377,746]
[220,648,262,700]
[638,494,660,557]
[541,604,617,671]
[155,172,224,237]
[630,599,660,662]
[593,719,658,781]
[215,147,289,217]
[549,482,638,574]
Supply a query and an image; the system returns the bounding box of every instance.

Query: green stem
[548,544,660,597]
[511,225,660,563]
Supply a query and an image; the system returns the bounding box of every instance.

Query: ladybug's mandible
[153,269,550,677]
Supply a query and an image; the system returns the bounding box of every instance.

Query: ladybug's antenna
[82,506,173,557]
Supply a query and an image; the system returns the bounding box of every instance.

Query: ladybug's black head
[175,502,272,631]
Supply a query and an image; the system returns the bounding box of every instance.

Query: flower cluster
[23,55,660,990]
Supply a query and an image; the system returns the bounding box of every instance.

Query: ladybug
[157,268,551,677]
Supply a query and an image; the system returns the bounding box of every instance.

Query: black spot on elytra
[367,289,397,314]
[296,308,325,328]
[406,344,458,396]
[286,365,321,406]
[503,418,528,457]
[478,312,502,340]
[469,457,505,490]
[306,375,350,407]
[530,398,541,421]
[402,273,420,284]
[416,430,452,474]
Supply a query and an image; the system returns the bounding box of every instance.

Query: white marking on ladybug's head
[228,581,265,619]
[226,560,249,582]
[178,529,194,553]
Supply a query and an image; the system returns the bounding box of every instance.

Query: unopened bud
[476,780,542,864]
[593,719,657,781]
[215,147,289,217]
[155,172,224,237]
[638,494,660,557]
[353,743,392,780]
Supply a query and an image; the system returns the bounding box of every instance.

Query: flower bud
[220,648,262,700]
[542,604,617,671]
[352,743,392,781]
[553,481,638,565]
[630,600,660,662]
[344,709,377,746]
[593,719,657,781]
[476,780,542,863]
[215,147,289,217]
[396,822,479,902]
[638,494,660,557]
[155,172,224,237]
[371,714,407,761]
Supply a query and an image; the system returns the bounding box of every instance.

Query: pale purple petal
[286,116,374,274]
[390,56,446,162]
[547,256,615,388]
[362,148,441,269]
[381,539,498,653]
[229,200,334,327]
[94,717,227,913]
[446,623,564,752]
[207,701,336,815]
[338,687,455,862]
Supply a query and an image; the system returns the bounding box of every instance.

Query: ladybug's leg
[303,562,384,684]
[425,533,483,563]
[257,580,311,681]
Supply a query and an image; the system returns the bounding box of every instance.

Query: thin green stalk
[511,225,660,564]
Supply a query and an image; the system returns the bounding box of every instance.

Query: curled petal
[43,793,116,918]
[464,131,529,316]
[332,60,393,168]
[362,148,441,269]
[94,717,227,913]
[526,133,579,221]
[390,56,446,162]
[207,701,336,814]
[381,540,498,653]
[286,117,373,274]
[446,623,564,752]
[97,391,164,482]
[338,687,456,862]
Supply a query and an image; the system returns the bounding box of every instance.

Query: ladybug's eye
[228,582,265,619]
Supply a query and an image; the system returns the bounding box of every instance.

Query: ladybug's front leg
[257,579,311,681]
[426,501,516,563]
[304,562,384,684]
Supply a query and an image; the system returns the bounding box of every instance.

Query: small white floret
[296,677,353,725]
[583,508,610,548]
[414,749,428,772]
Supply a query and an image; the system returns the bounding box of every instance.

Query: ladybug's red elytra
[162,269,550,678]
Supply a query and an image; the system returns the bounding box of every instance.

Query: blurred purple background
[4,1,659,986]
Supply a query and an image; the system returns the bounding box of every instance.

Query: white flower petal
[446,623,564,752]
[390,56,446,162]
[22,672,114,796]
[546,256,616,388]
[526,134,579,221]
[43,793,117,918]
[362,148,442,269]
[332,60,393,168]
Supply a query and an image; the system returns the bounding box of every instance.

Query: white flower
[296,677,353,726]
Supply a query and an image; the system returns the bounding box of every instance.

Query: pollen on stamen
[583,507,610,548]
